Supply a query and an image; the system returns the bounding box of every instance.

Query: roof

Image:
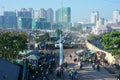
[0,58,20,80]
[107,23,120,27]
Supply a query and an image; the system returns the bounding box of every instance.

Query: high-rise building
[113,10,120,23]
[91,11,99,25]
[55,10,59,23]
[97,18,105,26]
[0,11,17,29]
[55,7,71,27]
[17,8,32,18]
[32,18,51,30]
[4,11,16,16]
[38,8,47,19]
[28,8,34,18]
[3,16,17,29]
[21,8,27,12]
[56,7,71,23]
[46,8,54,24]
[17,17,32,29]
[0,16,4,28]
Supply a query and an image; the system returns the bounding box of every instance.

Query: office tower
[55,7,71,28]
[28,8,34,18]
[97,18,105,26]
[2,11,17,29]
[91,11,99,24]
[32,18,51,30]
[38,8,47,19]
[56,7,71,23]
[17,17,32,29]
[46,8,54,24]
[55,10,59,23]
[0,16,4,28]
[113,10,120,23]
[21,8,27,12]
[4,11,16,16]
[17,8,32,18]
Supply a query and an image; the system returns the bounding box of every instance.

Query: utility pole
[59,34,64,66]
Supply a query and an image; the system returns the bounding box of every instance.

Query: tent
[27,54,40,60]
[19,50,33,55]
[88,50,98,54]
[76,50,85,56]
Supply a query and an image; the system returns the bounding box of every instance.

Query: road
[51,48,116,80]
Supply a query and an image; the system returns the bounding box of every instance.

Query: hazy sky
[0,0,120,22]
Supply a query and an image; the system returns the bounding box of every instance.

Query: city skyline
[0,0,120,22]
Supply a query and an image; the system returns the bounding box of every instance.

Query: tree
[0,32,28,62]
[86,34,100,42]
[44,32,50,41]
[36,32,50,43]
[100,31,120,55]
[55,29,62,37]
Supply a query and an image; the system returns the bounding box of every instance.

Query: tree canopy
[55,29,62,37]
[100,31,120,55]
[36,32,50,43]
[0,32,28,62]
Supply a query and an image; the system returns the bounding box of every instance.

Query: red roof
[107,23,120,27]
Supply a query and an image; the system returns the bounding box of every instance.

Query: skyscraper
[91,11,99,25]
[113,10,120,23]
[55,7,71,27]
[38,8,47,19]
[56,7,71,23]
[28,8,34,18]
[4,11,16,16]
[17,8,32,18]
[46,8,54,24]
[55,10,59,23]
[1,11,17,29]
[17,17,32,29]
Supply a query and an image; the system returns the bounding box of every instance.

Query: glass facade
[17,17,32,29]
[32,18,51,30]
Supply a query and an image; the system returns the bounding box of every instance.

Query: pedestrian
[60,66,64,76]
[56,70,60,78]
[80,61,83,69]
[96,64,100,71]
[92,61,95,70]
[64,62,68,68]
[89,58,92,64]
[70,54,72,59]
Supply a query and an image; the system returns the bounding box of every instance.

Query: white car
[55,42,60,48]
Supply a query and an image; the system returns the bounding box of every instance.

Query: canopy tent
[19,50,33,55]
[76,49,98,56]
[88,50,98,55]
[26,54,40,60]
[76,50,86,56]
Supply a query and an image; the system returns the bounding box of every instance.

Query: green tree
[0,32,28,62]
[70,27,77,31]
[55,29,62,37]
[44,32,50,41]
[36,32,50,43]
[100,31,120,55]
[87,34,100,41]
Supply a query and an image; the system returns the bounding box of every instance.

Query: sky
[0,0,120,22]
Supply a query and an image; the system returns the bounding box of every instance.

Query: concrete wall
[85,41,119,65]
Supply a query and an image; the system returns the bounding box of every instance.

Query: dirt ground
[53,48,79,54]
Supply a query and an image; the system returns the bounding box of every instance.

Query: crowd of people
[26,52,56,80]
